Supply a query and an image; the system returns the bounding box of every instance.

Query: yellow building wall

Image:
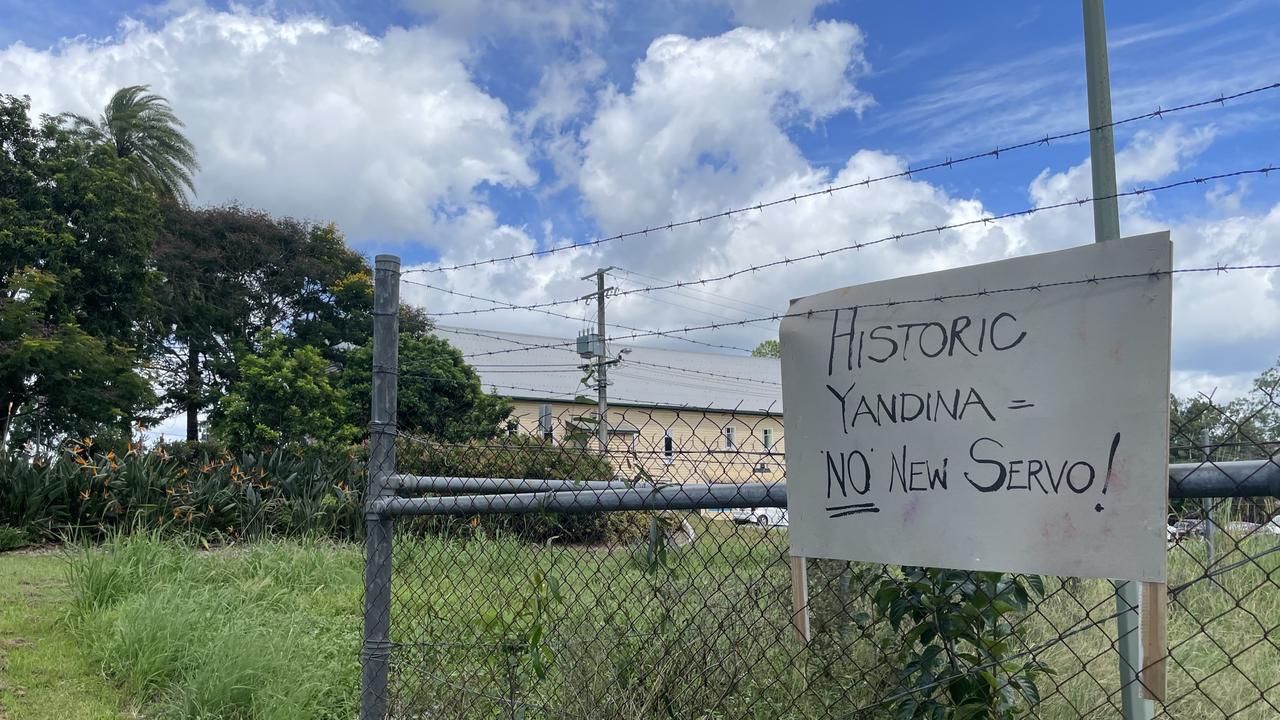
[506,400,785,485]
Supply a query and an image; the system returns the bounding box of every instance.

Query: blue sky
[3,0,1279,403]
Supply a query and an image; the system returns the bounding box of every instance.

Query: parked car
[1260,517,1280,536]
[1226,521,1262,535]
[731,507,788,528]
[1170,518,1206,542]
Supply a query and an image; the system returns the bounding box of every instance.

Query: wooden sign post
[1140,581,1168,702]
[789,555,810,644]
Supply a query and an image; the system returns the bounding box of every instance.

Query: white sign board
[780,233,1171,581]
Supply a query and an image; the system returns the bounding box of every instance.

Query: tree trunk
[0,399,12,452]
[186,343,199,442]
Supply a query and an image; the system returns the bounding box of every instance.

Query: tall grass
[65,534,362,719]
[60,522,1280,719]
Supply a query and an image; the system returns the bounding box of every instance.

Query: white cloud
[579,22,872,233]
[1028,125,1218,206]
[0,6,535,244]
[522,52,607,134]
[413,20,1278,402]
[6,7,1274,401]
[1170,370,1256,403]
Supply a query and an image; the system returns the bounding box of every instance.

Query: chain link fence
[364,413,1280,718]
[360,256,1280,719]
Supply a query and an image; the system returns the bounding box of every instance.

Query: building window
[538,404,553,440]
[723,426,736,450]
[762,428,775,453]
[663,432,674,464]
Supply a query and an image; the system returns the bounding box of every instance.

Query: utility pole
[1082,2,1154,718]
[581,267,615,451]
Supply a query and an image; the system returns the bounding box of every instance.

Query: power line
[431,166,1278,320]
[402,277,754,353]
[385,365,761,409]
[404,82,1280,277]
[435,326,783,387]
[614,266,777,314]
[458,262,1280,358]
[610,275,771,325]
[468,349,782,387]
[618,358,781,387]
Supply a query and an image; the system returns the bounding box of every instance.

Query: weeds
[0,524,28,550]
[52,519,1280,719]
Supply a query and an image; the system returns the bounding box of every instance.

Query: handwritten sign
[780,233,1171,581]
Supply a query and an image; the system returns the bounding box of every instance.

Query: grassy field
[0,551,134,719]
[0,519,1277,719]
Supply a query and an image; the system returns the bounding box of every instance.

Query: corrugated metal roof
[436,326,783,414]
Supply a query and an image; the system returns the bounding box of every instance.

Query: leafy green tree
[0,94,160,447]
[60,85,199,203]
[151,204,380,440]
[1228,360,1280,445]
[210,333,356,449]
[752,339,780,358]
[338,332,513,442]
[1,270,152,446]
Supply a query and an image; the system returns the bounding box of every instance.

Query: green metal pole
[360,254,399,719]
[1083,2,1153,717]
[1084,0,1121,243]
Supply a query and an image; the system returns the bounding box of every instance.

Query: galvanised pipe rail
[1168,459,1280,498]
[376,459,1279,516]
[372,482,785,516]
[392,474,642,494]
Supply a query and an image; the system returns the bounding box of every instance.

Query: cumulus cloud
[1028,124,1218,206]
[413,22,1277,400]
[5,7,1274,399]
[0,5,535,244]
[579,21,872,232]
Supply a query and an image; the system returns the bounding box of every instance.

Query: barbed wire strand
[457,262,1280,359]
[405,83,1279,277]
[429,165,1277,320]
[401,277,754,353]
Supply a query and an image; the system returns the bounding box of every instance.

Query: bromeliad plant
[0,440,363,542]
[866,567,1051,720]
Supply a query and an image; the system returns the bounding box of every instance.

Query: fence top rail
[372,482,785,516]
[391,474,644,493]
[377,459,1279,516]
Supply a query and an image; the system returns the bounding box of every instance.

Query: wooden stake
[790,555,810,644]
[1139,581,1167,703]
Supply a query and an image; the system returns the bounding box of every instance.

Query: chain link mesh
[361,381,1280,718]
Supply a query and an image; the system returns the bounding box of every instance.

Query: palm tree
[62,85,199,203]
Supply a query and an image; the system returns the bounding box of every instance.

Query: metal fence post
[361,254,399,720]
[1082,1,1154,716]
[1201,429,1215,567]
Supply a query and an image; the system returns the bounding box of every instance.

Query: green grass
[0,551,135,720]
[5,520,1279,719]
[384,518,1280,719]
[64,534,363,720]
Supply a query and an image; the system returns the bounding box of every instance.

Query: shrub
[866,567,1050,719]
[0,524,28,551]
[0,441,363,542]
[2,433,651,545]
[397,435,650,544]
